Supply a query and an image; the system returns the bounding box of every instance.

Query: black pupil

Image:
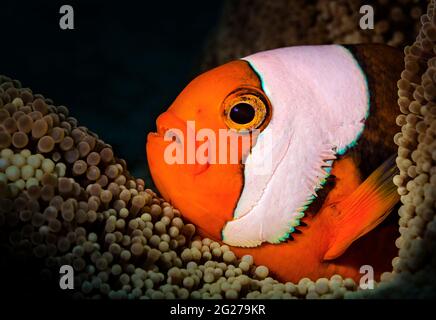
[229,103,255,125]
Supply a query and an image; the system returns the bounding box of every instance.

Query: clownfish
[146,44,403,283]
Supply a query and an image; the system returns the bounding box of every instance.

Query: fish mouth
[147,126,184,150]
[147,110,187,149]
[147,110,211,176]
[149,109,183,133]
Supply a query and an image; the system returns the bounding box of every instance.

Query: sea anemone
[201,0,427,70]
[0,0,435,299]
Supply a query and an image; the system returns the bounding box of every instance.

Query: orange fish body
[147,44,403,283]
[228,155,400,283]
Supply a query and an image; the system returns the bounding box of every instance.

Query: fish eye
[229,103,255,125]
[222,87,271,131]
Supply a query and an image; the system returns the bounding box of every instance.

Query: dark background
[0,0,223,183]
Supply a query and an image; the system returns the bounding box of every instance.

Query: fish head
[147,45,370,247]
[146,60,271,240]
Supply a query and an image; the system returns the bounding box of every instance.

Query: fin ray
[323,155,399,261]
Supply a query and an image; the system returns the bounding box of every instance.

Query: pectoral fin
[323,155,399,261]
